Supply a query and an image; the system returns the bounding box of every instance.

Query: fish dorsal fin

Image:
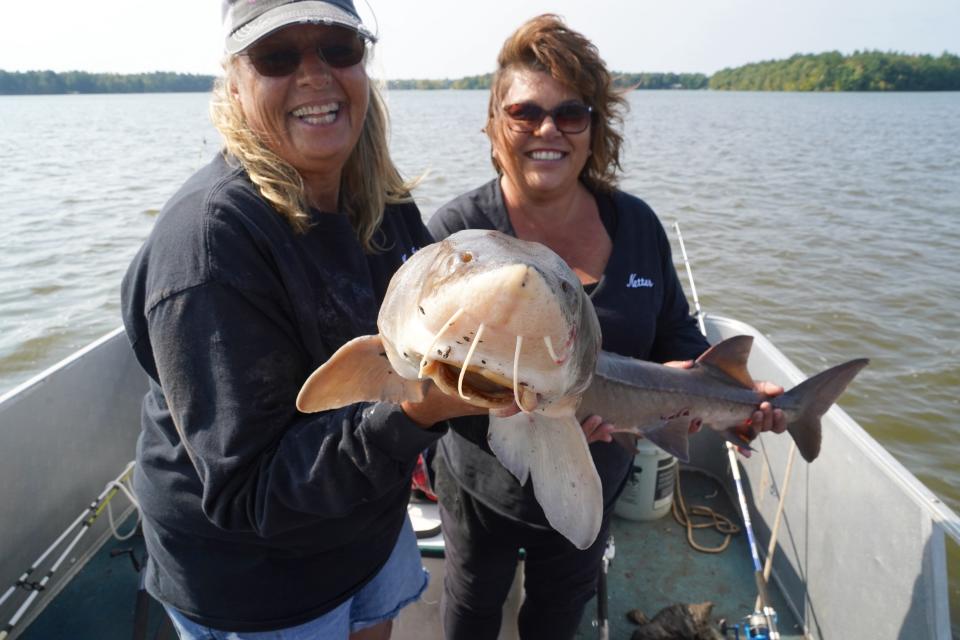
[695,335,755,390]
[296,335,426,413]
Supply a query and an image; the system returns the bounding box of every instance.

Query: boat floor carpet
[17,515,168,640]
[573,468,805,639]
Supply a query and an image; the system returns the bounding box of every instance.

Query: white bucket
[615,439,677,521]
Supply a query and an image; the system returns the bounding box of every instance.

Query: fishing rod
[725,443,780,640]
[672,221,706,336]
[0,462,138,640]
[596,536,615,640]
[672,221,781,640]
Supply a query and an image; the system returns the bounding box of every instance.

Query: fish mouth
[426,360,535,411]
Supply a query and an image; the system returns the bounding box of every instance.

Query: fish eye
[460,251,473,263]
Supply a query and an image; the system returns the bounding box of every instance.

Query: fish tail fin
[778,358,869,462]
[296,335,426,413]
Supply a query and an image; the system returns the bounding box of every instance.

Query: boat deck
[574,469,804,639]
[16,470,803,640]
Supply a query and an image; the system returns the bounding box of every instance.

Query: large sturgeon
[298,229,604,548]
[296,229,868,549]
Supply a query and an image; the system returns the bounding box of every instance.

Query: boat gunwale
[704,312,960,543]
[0,326,127,406]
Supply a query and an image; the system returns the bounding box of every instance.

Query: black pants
[436,462,614,640]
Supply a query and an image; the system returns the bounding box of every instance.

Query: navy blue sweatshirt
[427,178,708,526]
[121,153,443,631]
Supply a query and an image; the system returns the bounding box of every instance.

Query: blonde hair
[210,57,415,252]
[486,14,628,192]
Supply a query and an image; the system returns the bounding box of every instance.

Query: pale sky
[1,0,957,79]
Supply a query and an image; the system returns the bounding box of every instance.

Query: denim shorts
[163,516,428,639]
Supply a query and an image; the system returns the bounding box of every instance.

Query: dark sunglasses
[243,35,366,77]
[502,101,594,134]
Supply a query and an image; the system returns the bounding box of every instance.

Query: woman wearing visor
[121,1,485,638]
[427,15,786,639]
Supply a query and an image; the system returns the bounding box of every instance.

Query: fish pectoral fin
[629,416,692,462]
[718,427,757,453]
[611,432,640,456]
[695,335,755,390]
[296,335,425,413]
[489,412,603,550]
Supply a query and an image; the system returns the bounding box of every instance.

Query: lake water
[1,90,959,616]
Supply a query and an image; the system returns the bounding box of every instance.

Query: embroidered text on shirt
[626,273,654,289]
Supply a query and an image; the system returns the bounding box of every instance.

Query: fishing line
[754,442,797,613]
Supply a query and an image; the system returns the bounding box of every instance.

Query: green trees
[611,72,709,90]
[0,71,214,95]
[709,51,960,91]
[385,74,493,90]
[384,72,708,91]
[4,52,957,95]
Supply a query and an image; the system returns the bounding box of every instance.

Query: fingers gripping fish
[296,230,605,550]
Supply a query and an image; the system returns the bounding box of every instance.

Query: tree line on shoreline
[0,70,214,95]
[709,51,960,91]
[2,51,958,95]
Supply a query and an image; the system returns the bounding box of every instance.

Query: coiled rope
[671,467,741,553]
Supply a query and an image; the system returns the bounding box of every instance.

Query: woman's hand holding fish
[750,380,787,434]
[400,382,494,428]
[581,414,615,444]
[734,380,787,457]
[660,360,787,457]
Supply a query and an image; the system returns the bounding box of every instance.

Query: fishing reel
[721,607,780,640]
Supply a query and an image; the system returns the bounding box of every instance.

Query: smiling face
[493,68,593,202]
[231,23,370,208]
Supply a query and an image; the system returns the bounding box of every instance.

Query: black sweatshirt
[121,153,443,631]
[427,179,709,527]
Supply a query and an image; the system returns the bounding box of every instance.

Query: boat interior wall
[703,314,958,639]
[0,329,146,638]
[2,317,956,639]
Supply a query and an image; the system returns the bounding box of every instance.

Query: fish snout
[460,264,567,336]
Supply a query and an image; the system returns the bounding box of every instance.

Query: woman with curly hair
[428,15,784,639]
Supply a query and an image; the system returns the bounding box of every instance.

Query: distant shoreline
[3,51,958,95]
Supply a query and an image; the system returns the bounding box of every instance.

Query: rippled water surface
[1,91,958,618]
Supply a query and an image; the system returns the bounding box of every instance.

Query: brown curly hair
[486,14,628,192]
